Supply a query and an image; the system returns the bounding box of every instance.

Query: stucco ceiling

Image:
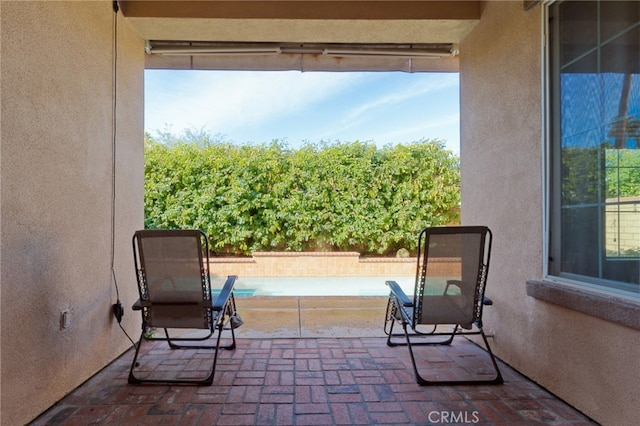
[120,0,482,72]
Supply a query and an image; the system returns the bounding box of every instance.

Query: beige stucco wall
[2,1,637,425]
[1,2,144,424]
[460,2,640,425]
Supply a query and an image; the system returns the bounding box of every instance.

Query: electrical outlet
[483,326,495,339]
[60,309,71,330]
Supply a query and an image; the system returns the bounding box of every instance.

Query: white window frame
[532,1,640,325]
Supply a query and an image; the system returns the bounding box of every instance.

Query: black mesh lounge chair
[128,229,240,385]
[384,226,503,385]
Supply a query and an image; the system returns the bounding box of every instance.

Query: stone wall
[209,252,465,279]
[605,197,640,256]
[210,252,417,277]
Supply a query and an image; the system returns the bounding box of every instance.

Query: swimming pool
[211,276,415,297]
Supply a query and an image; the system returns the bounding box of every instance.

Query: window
[548,1,639,293]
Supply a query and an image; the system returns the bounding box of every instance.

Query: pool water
[212,276,415,297]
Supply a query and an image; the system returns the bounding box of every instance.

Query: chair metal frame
[128,229,238,385]
[384,226,503,386]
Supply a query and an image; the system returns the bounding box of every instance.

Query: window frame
[537,0,640,331]
[542,0,639,298]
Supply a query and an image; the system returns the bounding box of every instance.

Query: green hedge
[145,137,460,256]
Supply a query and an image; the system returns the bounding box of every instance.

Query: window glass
[600,1,640,42]
[549,1,639,292]
[558,1,597,65]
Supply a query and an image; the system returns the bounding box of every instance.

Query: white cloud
[145,71,363,135]
[341,73,458,125]
[145,70,460,152]
[313,73,458,143]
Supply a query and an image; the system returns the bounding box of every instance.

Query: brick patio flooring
[32,334,597,425]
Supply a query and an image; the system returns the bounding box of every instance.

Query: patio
[32,297,597,425]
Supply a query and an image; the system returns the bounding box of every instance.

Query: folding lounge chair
[128,229,240,385]
[384,226,503,385]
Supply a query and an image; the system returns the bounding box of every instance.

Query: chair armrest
[445,279,462,295]
[386,280,413,307]
[213,275,237,311]
[447,279,493,305]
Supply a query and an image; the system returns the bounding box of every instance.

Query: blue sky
[144,70,460,153]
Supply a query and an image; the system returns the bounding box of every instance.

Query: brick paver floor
[32,336,597,425]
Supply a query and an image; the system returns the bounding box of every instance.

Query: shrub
[144,135,460,256]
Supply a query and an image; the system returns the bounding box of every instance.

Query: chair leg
[402,321,423,383]
[383,297,394,336]
[424,325,457,345]
[403,323,503,386]
[164,331,219,349]
[385,306,455,347]
[204,306,239,385]
[127,332,145,384]
[128,314,237,385]
[161,300,238,350]
[386,315,399,346]
[204,324,226,386]
[478,329,504,385]
[385,297,455,346]
[220,302,237,350]
[385,299,408,347]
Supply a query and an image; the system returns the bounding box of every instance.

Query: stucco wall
[1,2,144,424]
[460,2,640,425]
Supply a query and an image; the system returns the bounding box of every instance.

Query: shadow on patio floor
[32,297,597,425]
